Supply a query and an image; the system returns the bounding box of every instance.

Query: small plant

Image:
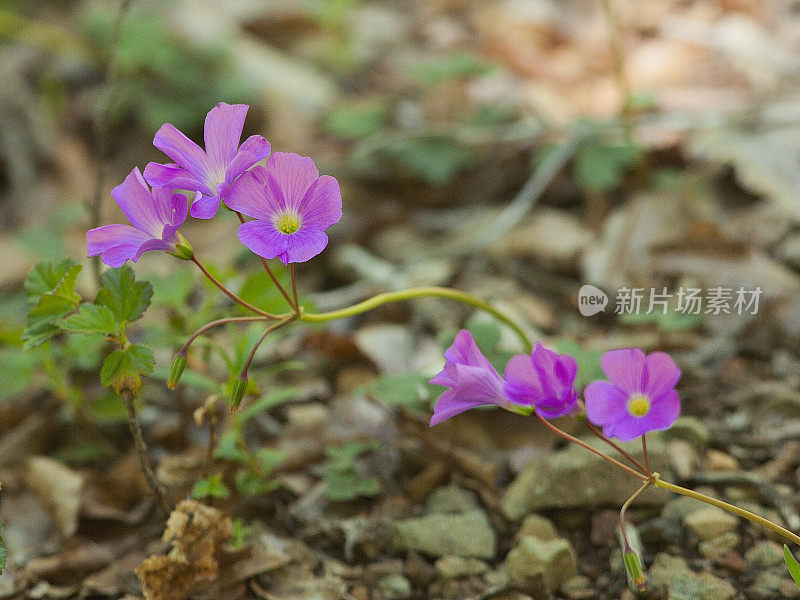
[29,100,800,590]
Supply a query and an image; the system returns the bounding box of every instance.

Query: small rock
[516,514,558,542]
[560,574,595,599]
[639,516,684,547]
[747,571,784,600]
[648,553,735,600]
[667,440,698,479]
[662,496,708,521]
[684,507,739,541]
[664,417,710,450]
[501,437,668,519]
[377,574,412,600]
[505,536,577,593]
[434,556,489,579]
[744,540,784,568]
[426,485,479,514]
[393,510,496,559]
[404,552,435,588]
[706,450,739,472]
[698,532,740,560]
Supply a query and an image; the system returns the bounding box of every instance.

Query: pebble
[434,556,489,579]
[560,574,595,600]
[393,510,496,559]
[698,531,740,560]
[744,540,784,568]
[684,507,739,541]
[516,514,558,542]
[647,553,735,600]
[505,536,577,593]
[706,449,740,472]
[425,484,479,514]
[377,574,412,600]
[664,416,710,449]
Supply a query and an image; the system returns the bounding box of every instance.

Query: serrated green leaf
[100,344,154,394]
[23,294,80,349]
[24,260,78,303]
[192,473,230,499]
[59,304,117,335]
[784,545,800,590]
[95,266,153,325]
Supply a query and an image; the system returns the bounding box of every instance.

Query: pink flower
[584,348,681,441]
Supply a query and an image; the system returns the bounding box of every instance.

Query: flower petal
[190,194,222,219]
[643,351,681,399]
[87,224,152,257]
[223,135,271,188]
[430,390,490,426]
[503,353,543,406]
[143,162,211,195]
[584,380,628,426]
[133,237,170,261]
[261,152,319,212]
[153,123,213,183]
[299,175,342,230]
[98,245,143,268]
[645,389,681,431]
[204,103,248,171]
[238,219,289,260]
[604,415,647,442]
[111,168,167,237]
[280,227,329,264]
[225,168,275,220]
[444,330,497,373]
[600,348,647,394]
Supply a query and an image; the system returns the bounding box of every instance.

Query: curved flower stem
[234,211,294,309]
[239,315,296,378]
[534,414,649,482]
[192,257,282,318]
[180,316,274,355]
[290,264,299,311]
[300,286,533,352]
[641,434,651,474]
[652,474,800,546]
[619,479,651,550]
[583,414,648,475]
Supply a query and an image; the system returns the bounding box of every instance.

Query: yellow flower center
[628,394,650,417]
[277,213,300,234]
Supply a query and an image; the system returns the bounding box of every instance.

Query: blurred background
[4,0,800,598]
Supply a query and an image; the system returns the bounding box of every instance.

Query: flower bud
[623,551,645,590]
[230,374,248,411]
[167,351,187,389]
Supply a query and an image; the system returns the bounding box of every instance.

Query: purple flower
[429,330,509,426]
[87,168,189,267]
[225,152,342,264]
[143,102,271,219]
[584,348,681,441]
[503,342,580,419]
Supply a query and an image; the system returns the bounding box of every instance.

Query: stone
[434,556,489,579]
[698,532,740,560]
[501,436,669,520]
[667,440,698,479]
[744,540,784,568]
[639,516,684,547]
[648,553,735,600]
[393,510,496,559]
[684,507,739,541]
[377,574,412,600]
[746,571,784,600]
[426,484,479,514]
[706,450,739,472]
[662,496,708,520]
[505,536,577,593]
[664,416,710,450]
[516,514,558,542]
[560,574,595,600]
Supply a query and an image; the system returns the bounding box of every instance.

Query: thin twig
[584,418,648,474]
[180,316,273,355]
[619,480,651,551]
[239,315,296,378]
[122,389,169,514]
[290,264,299,311]
[641,434,651,475]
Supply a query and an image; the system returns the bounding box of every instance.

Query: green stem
[620,480,651,550]
[180,316,273,355]
[653,474,800,546]
[234,211,294,309]
[300,286,532,352]
[239,315,296,378]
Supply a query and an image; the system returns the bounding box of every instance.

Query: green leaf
[0,348,37,401]
[23,294,80,350]
[24,260,79,303]
[234,471,280,496]
[59,304,117,336]
[230,518,253,549]
[100,344,154,394]
[573,138,640,193]
[411,52,495,86]
[87,390,128,424]
[237,270,294,315]
[324,100,389,140]
[213,430,249,464]
[95,266,153,325]
[552,340,604,390]
[192,473,230,499]
[784,545,800,591]
[236,386,301,427]
[364,374,437,410]
[256,448,286,474]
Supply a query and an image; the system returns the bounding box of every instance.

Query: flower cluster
[87,103,342,267]
[430,331,681,441]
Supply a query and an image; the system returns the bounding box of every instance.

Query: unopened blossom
[143,102,270,219]
[584,348,681,441]
[87,168,189,267]
[503,342,580,419]
[225,152,342,264]
[429,330,509,426]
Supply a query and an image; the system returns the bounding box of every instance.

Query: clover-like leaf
[100,344,154,395]
[192,473,230,499]
[22,264,84,350]
[59,304,117,336]
[24,259,80,304]
[95,265,153,325]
